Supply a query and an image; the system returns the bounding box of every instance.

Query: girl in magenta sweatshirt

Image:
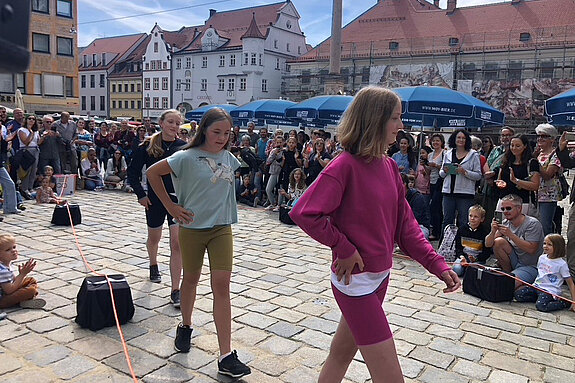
[290,86,461,383]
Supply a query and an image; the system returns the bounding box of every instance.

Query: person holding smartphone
[439,129,482,231]
[556,131,575,281]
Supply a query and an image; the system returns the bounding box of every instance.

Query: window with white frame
[90,75,95,88]
[154,42,158,52]
[163,61,167,69]
[201,79,207,91]
[111,100,115,109]
[262,79,267,92]
[90,96,96,110]
[185,79,190,91]
[276,58,280,70]
[131,100,135,109]
[81,75,86,88]
[99,74,105,88]
[274,40,278,49]
[176,79,181,91]
[118,83,122,92]
[218,79,225,91]
[244,53,248,65]
[162,77,168,90]
[176,58,181,69]
[124,100,129,109]
[138,100,141,109]
[100,96,105,110]
[153,97,159,109]
[82,97,87,110]
[228,78,235,91]
[202,56,207,68]
[219,55,225,67]
[186,57,191,69]
[240,78,246,91]
[251,53,256,65]
[144,78,150,90]
[230,55,236,67]
[153,77,159,90]
[144,97,150,108]
[151,61,156,70]
[162,97,168,109]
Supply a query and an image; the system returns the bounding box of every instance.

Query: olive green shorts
[179,225,233,272]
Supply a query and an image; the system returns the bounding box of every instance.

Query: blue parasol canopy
[185,104,237,121]
[285,95,354,124]
[230,99,296,121]
[545,87,575,125]
[392,86,505,128]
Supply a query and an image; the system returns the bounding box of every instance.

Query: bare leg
[211,270,232,355]
[168,224,182,291]
[180,270,201,326]
[318,317,358,383]
[493,237,513,272]
[359,338,404,383]
[146,227,162,266]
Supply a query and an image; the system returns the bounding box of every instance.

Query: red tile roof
[79,33,147,69]
[299,0,575,61]
[241,13,266,40]
[183,1,287,51]
[163,26,201,50]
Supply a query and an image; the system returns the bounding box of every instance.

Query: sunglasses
[180,131,188,135]
[501,206,516,211]
[27,117,36,120]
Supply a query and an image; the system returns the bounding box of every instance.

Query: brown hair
[545,234,566,259]
[338,86,401,160]
[184,108,233,150]
[145,109,181,158]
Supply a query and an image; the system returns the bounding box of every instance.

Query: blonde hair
[469,204,486,218]
[0,234,15,248]
[338,86,401,160]
[145,109,181,158]
[185,108,233,150]
[545,234,566,259]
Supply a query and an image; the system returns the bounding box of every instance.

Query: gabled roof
[299,0,575,60]
[108,36,150,79]
[241,13,266,40]
[183,1,287,51]
[79,33,147,69]
[163,26,201,51]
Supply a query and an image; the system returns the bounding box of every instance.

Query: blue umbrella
[230,99,296,121]
[545,88,575,125]
[285,95,354,124]
[185,104,237,121]
[392,86,505,128]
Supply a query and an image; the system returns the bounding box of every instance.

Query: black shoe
[149,264,161,283]
[170,289,180,308]
[20,190,32,200]
[174,323,192,353]
[17,204,26,211]
[218,350,251,378]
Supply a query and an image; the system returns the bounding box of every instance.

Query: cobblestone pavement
[1,188,574,383]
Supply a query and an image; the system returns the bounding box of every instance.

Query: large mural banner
[369,63,454,89]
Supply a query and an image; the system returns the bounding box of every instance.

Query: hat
[535,123,558,137]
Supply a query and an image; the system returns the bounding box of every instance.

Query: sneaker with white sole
[174,323,192,353]
[19,298,46,309]
[218,350,251,378]
[170,289,181,308]
[149,264,161,283]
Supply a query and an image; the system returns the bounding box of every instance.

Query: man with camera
[52,112,77,174]
[485,194,544,287]
[38,115,61,175]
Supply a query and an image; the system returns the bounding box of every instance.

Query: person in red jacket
[290,86,461,383]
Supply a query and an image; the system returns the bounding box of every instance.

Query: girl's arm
[146,159,193,224]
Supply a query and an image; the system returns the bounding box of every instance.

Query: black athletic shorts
[145,194,177,229]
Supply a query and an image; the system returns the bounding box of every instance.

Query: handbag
[463,266,515,302]
[279,205,295,225]
[51,204,82,226]
[75,274,135,331]
[13,149,35,171]
[557,173,569,201]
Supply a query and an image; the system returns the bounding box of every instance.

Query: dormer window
[448,37,459,46]
[519,32,531,42]
[389,41,399,50]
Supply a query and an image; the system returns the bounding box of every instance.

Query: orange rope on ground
[60,175,138,383]
[392,252,575,306]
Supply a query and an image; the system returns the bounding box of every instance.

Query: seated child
[237,175,259,207]
[0,234,46,309]
[36,176,66,205]
[81,148,104,191]
[452,205,491,276]
[514,234,575,312]
[43,165,57,192]
[279,168,307,207]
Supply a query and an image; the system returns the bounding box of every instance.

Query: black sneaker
[17,204,26,211]
[218,350,251,378]
[170,289,181,308]
[149,264,161,283]
[174,323,192,353]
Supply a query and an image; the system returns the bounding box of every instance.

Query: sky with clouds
[77,0,507,48]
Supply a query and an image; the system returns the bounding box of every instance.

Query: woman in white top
[17,115,40,196]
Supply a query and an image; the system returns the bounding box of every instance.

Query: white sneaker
[265,205,275,211]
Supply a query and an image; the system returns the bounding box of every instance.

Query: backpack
[240,148,262,171]
[437,224,458,262]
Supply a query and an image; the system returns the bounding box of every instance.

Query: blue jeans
[514,286,570,312]
[0,167,17,213]
[84,177,103,190]
[538,201,557,235]
[442,195,474,231]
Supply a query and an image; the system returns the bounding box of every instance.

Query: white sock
[218,352,232,362]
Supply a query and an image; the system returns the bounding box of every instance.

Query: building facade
[284,0,575,128]
[0,0,79,115]
[172,1,308,114]
[79,33,147,118]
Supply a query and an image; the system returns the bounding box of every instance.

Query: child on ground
[43,165,57,192]
[452,205,492,276]
[514,234,575,312]
[36,176,66,205]
[279,168,307,207]
[146,108,251,379]
[290,86,460,383]
[0,234,46,309]
[237,175,259,207]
